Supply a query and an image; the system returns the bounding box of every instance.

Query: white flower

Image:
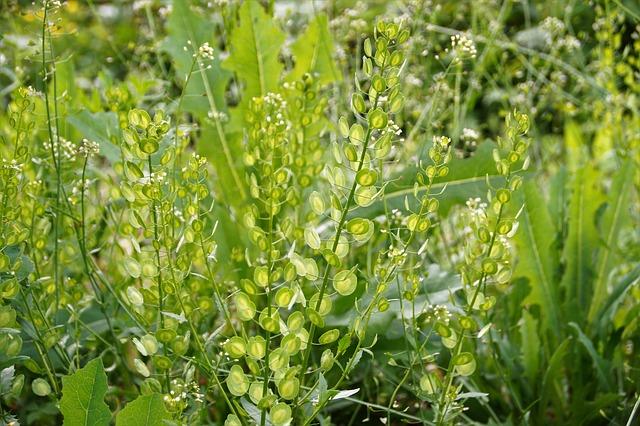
[196,42,215,60]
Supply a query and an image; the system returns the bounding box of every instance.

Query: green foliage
[0,1,638,425]
[60,359,111,426]
[115,394,170,426]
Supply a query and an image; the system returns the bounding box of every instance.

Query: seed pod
[368,108,388,129]
[319,329,340,344]
[453,352,477,376]
[227,365,249,396]
[333,269,357,296]
[351,93,366,114]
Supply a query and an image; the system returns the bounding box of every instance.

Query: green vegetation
[0,0,638,424]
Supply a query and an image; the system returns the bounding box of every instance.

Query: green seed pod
[397,29,410,43]
[225,414,243,426]
[235,292,256,321]
[453,352,477,376]
[126,286,144,306]
[270,403,292,426]
[309,293,332,316]
[333,269,357,296]
[496,188,511,204]
[280,333,301,355]
[346,218,371,235]
[482,258,498,275]
[351,93,366,114]
[377,297,390,312]
[227,365,249,396]
[254,266,269,287]
[287,312,305,332]
[268,348,290,372]
[477,226,491,243]
[372,75,386,92]
[497,220,513,235]
[306,308,325,327]
[420,374,437,394]
[277,377,299,400]
[356,168,378,187]
[368,108,388,129]
[275,287,294,307]
[319,329,340,345]
[32,378,51,397]
[320,349,334,371]
[304,227,321,250]
[338,116,350,137]
[156,328,176,343]
[309,191,325,215]
[389,50,403,66]
[349,123,365,145]
[247,336,266,359]
[153,355,172,371]
[224,336,246,359]
[363,38,372,56]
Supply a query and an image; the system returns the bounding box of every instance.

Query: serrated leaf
[163,0,246,207]
[223,1,285,106]
[287,14,341,85]
[115,393,170,426]
[60,358,111,426]
[588,159,634,322]
[560,164,603,321]
[514,182,561,341]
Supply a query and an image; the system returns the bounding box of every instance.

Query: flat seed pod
[304,227,321,250]
[319,329,340,344]
[235,292,256,321]
[309,191,325,214]
[333,270,357,296]
[224,336,246,359]
[453,352,477,376]
[268,348,289,372]
[226,365,249,396]
[270,403,292,426]
[247,336,266,359]
[277,377,299,400]
[124,257,141,278]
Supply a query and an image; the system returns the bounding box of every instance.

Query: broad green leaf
[588,159,634,322]
[596,265,640,336]
[162,0,231,117]
[361,142,501,217]
[560,164,603,321]
[67,111,121,163]
[163,0,246,206]
[520,309,540,384]
[287,14,341,85]
[514,182,561,340]
[564,120,584,173]
[223,0,285,111]
[116,393,170,426]
[540,338,570,419]
[569,323,613,391]
[60,358,111,426]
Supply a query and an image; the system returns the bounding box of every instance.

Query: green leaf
[162,0,231,117]
[588,159,634,322]
[519,309,540,384]
[287,13,341,85]
[361,142,501,218]
[60,358,111,426]
[569,323,613,391]
[540,338,570,419]
[223,1,285,106]
[163,0,246,206]
[116,393,170,426]
[514,181,561,340]
[67,111,121,163]
[560,164,603,321]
